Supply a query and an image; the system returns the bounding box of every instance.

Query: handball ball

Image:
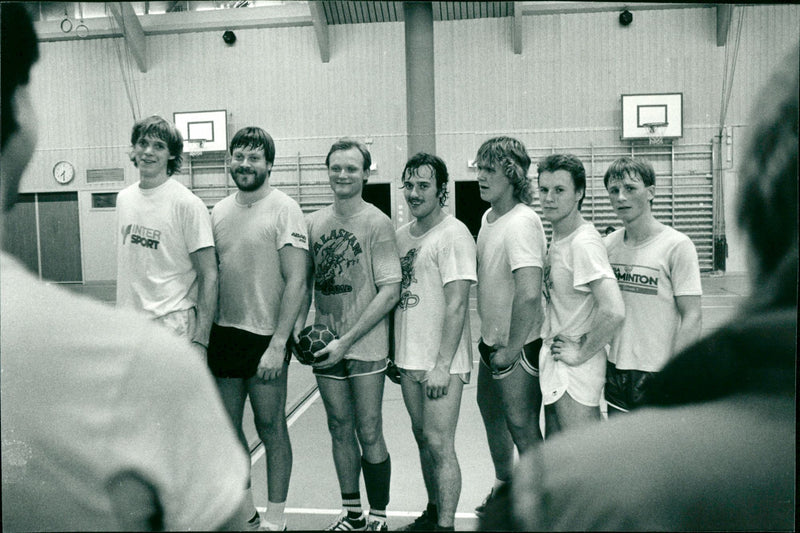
[295,323,337,365]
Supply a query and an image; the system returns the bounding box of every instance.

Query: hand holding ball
[295,324,337,365]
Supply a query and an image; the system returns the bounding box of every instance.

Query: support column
[404,1,436,157]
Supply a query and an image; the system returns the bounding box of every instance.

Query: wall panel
[21,20,406,281]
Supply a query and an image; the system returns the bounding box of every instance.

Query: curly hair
[476,137,533,205]
[401,152,450,207]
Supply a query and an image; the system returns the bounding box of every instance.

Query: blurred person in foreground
[0,4,249,530]
[511,46,797,531]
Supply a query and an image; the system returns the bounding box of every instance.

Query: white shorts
[539,339,606,407]
[154,308,196,339]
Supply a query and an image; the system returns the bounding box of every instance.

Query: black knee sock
[361,455,391,511]
[427,501,438,520]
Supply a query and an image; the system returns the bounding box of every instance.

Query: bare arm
[189,246,218,350]
[673,295,702,354]
[295,254,314,334]
[313,282,401,369]
[552,277,625,366]
[425,279,472,399]
[491,266,543,371]
[256,245,309,381]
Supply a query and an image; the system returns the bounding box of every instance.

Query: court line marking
[251,389,321,466]
[255,507,478,519]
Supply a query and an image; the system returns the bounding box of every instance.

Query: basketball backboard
[621,93,683,141]
[173,110,228,152]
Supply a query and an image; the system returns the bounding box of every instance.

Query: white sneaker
[261,519,287,531]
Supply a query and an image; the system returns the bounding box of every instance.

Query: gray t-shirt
[306,202,401,361]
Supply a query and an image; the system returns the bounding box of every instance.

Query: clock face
[53,161,75,184]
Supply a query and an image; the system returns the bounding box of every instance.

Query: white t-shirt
[539,223,616,406]
[306,203,402,361]
[212,189,309,336]
[116,178,214,319]
[394,215,477,373]
[477,203,547,347]
[604,226,702,372]
[1,252,248,532]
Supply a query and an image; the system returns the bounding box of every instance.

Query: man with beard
[116,115,217,352]
[207,127,310,531]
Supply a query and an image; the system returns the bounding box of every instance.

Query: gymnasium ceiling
[30,2,727,69]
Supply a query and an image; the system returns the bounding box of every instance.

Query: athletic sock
[342,491,363,519]
[264,500,286,527]
[361,455,391,511]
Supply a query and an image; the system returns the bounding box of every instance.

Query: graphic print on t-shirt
[313,228,363,295]
[398,248,419,310]
[543,263,552,303]
[121,223,162,250]
[611,263,659,295]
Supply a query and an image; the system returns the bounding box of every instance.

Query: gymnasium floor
[67,273,750,531]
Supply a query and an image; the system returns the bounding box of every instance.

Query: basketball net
[645,123,667,145]
[188,140,204,158]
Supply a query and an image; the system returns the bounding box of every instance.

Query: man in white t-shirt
[116,115,217,353]
[305,139,401,531]
[1,6,248,530]
[602,157,702,414]
[536,154,625,436]
[394,153,476,531]
[473,137,547,516]
[208,127,310,531]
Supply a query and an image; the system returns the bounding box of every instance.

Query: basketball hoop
[643,122,668,145]
[187,139,205,158]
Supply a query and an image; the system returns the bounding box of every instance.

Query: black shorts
[605,361,656,412]
[478,338,542,378]
[207,323,291,379]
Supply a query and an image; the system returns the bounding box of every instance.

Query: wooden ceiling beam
[309,1,330,63]
[107,2,148,73]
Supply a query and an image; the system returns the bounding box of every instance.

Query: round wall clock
[53,161,75,184]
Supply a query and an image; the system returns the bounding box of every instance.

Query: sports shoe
[474,485,504,516]
[260,519,288,531]
[366,518,388,531]
[247,512,262,531]
[325,512,367,531]
[399,509,436,531]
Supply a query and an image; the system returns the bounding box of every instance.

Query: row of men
[5,7,793,532]
[109,102,702,531]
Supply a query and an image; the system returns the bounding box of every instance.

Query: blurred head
[737,46,798,307]
[475,137,533,205]
[228,127,275,192]
[129,116,183,176]
[326,138,371,200]
[537,154,586,210]
[1,3,40,212]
